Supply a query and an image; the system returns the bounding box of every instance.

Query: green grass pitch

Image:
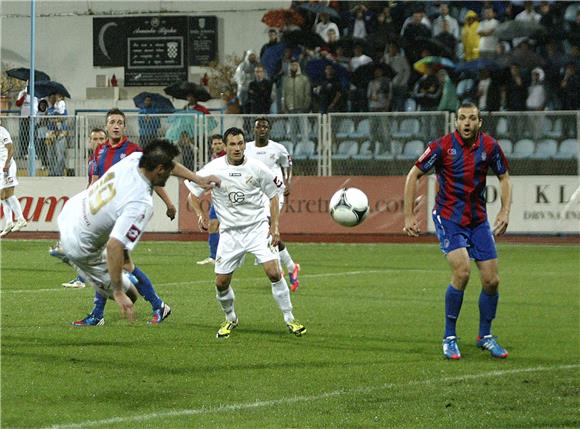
[1,240,578,428]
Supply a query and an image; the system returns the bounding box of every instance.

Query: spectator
[505,63,528,111]
[412,65,442,111]
[383,40,410,111]
[349,44,373,112]
[367,65,391,112]
[434,18,459,62]
[526,67,546,111]
[15,83,38,158]
[436,69,459,112]
[477,69,493,111]
[542,40,566,109]
[317,65,344,113]
[221,87,241,114]
[349,44,372,72]
[514,1,541,47]
[315,13,340,43]
[260,28,279,60]
[248,65,273,114]
[46,92,68,176]
[433,2,460,39]
[400,5,432,34]
[234,50,259,113]
[334,46,351,70]
[138,95,161,146]
[462,10,480,61]
[282,58,311,114]
[510,40,545,73]
[539,1,565,41]
[478,6,499,60]
[368,7,398,52]
[401,6,432,65]
[345,4,375,39]
[560,62,580,110]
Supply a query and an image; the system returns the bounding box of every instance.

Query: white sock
[271,278,294,323]
[216,286,237,322]
[2,200,13,225]
[279,247,295,273]
[7,196,24,221]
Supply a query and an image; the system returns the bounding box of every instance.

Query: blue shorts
[432,211,497,261]
[209,204,218,220]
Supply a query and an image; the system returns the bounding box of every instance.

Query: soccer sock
[7,196,24,221]
[91,292,107,319]
[208,232,219,260]
[278,247,295,273]
[1,200,13,224]
[478,289,499,338]
[216,286,237,322]
[131,266,163,310]
[271,278,294,323]
[444,284,464,338]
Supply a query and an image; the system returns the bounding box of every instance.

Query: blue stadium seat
[335,119,355,139]
[511,139,535,159]
[495,118,509,138]
[554,139,579,159]
[531,139,558,159]
[293,140,316,159]
[542,118,563,140]
[270,120,288,140]
[498,139,513,156]
[333,140,359,159]
[392,118,420,139]
[279,141,294,156]
[397,140,425,160]
[353,140,374,160]
[404,98,417,112]
[350,119,371,139]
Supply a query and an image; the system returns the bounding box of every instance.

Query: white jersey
[58,152,154,257]
[245,140,290,194]
[186,156,280,231]
[0,126,13,164]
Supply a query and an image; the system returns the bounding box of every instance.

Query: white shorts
[0,160,18,189]
[59,208,132,298]
[215,220,279,274]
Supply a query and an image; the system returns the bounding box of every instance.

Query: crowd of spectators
[230,0,579,115]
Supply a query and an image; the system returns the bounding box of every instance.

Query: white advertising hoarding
[2,177,180,232]
[427,176,580,234]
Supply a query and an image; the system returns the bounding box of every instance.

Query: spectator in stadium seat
[504,63,528,111]
[138,95,161,146]
[260,28,279,60]
[560,62,579,110]
[383,40,410,111]
[367,65,391,112]
[315,13,340,43]
[412,65,442,111]
[248,65,273,114]
[401,6,432,65]
[526,67,546,111]
[477,5,499,60]
[462,10,480,61]
[185,127,306,339]
[234,50,259,113]
[317,64,344,113]
[437,69,459,112]
[282,59,311,145]
[15,83,38,159]
[432,3,459,40]
[404,101,512,361]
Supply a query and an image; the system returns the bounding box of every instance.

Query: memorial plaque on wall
[93,18,126,67]
[124,16,188,86]
[188,16,218,66]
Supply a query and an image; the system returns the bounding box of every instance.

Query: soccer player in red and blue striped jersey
[403,102,512,360]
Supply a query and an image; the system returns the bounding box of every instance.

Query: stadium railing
[1,111,577,177]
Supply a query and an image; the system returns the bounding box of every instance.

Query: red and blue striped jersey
[93,137,142,178]
[415,131,509,227]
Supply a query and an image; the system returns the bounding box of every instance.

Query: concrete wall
[1,1,290,110]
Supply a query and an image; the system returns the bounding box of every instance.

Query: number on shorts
[89,172,116,214]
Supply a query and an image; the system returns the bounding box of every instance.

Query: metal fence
[1,111,578,177]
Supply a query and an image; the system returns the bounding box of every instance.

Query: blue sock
[77,275,85,283]
[132,266,163,310]
[209,233,219,259]
[91,292,107,319]
[478,290,499,338]
[444,284,464,338]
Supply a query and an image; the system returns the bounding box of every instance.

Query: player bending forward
[186,127,306,338]
[58,139,218,323]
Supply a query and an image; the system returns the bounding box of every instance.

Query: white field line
[0,269,442,294]
[40,364,580,429]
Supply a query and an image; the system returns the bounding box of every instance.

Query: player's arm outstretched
[269,194,280,246]
[106,238,135,321]
[493,172,512,236]
[171,161,221,189]
[403,166,425,237]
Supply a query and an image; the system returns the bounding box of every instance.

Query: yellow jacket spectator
[462,11,480,61]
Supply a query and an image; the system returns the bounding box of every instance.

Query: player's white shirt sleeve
[0,126,13,163]
[109,201,153,251]
[245,140,290,192]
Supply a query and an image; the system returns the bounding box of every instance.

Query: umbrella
[333,36,371,56]
[133,92,175,113]
[353,62,396,87]
[6,67,50,82]
[34,80,71,98]
[304,58,350,89]
[164,81,211,102]
[494,20,546,41]
[261,8,305,28]
[282,30,325,49]
[455,59,500,73]
[415,37,454,58]
[413,56,455,75]
[261,42,287,78]
[298,3,340,20]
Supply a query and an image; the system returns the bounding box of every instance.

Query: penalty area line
[41,364,579,429]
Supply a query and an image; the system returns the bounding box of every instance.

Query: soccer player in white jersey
[58,139,218,324]
[0,125,27,237]
[185,127,306,339]
[245,117,301,291]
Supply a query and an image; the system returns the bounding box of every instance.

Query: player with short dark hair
[403,101,512,360]
[186,127,306,338]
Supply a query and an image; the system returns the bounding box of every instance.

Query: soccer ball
[329,187,369,227]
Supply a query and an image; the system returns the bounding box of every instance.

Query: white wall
[1,1,290,106]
